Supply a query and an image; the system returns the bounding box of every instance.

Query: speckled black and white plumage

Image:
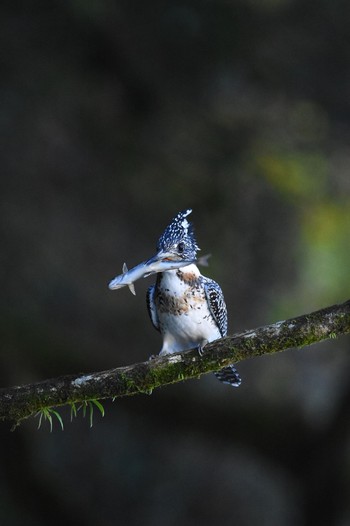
[156,209,199,263]
[147,210,241,388]
[203,279,241,387]
[203,278,228,338]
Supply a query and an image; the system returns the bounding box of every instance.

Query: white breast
[156,265,221,355]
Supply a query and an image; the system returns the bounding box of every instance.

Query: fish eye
[177,241,185,253]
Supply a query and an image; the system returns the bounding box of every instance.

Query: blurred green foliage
[1,0,350,525]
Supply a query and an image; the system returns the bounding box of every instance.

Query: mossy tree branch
[1,300,349,428]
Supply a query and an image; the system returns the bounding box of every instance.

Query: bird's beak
[108,250,197,295]
[144,250,192,273]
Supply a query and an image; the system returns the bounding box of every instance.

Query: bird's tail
[214,365,241,387]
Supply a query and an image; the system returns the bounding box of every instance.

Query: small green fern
[77,399,105,427]
[36,407,64,432]
[36,399,105,431]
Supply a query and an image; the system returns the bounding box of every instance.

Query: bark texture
[0,300,349,427]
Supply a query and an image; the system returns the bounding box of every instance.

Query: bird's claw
[197,340,208,356]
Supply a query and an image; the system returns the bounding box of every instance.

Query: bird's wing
[203,277,241,387]
[202,277,228,337]
[146,285,160,332]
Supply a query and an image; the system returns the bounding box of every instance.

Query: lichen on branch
[0,300,349,428]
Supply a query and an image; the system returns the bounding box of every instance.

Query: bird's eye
[177,242,185,253]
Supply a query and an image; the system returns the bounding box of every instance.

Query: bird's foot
[197,340,208,356]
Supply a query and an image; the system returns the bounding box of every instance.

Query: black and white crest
[156,209,199,260]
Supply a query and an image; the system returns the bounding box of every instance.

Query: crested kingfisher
[146,209,241,387]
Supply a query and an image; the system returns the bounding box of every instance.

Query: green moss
[1,300,349,430]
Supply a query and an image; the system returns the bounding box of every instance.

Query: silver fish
[108,251,195,295]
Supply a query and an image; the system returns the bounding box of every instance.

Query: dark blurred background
[1,1,350,524]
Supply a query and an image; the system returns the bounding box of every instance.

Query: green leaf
[51,409,64,431]
[34,400,105,430]
[81,401,87,418]
[70,402,77,421]
[37,410,44,430]
[36,407,64,431]
[89,402,94,428]
[91,399,105,417]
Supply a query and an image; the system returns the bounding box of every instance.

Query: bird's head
[108,209,200,292]
[145,209,199,270]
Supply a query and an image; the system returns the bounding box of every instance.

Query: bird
[146,209,241,387]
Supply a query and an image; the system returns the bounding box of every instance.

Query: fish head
[108,209,199,293]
